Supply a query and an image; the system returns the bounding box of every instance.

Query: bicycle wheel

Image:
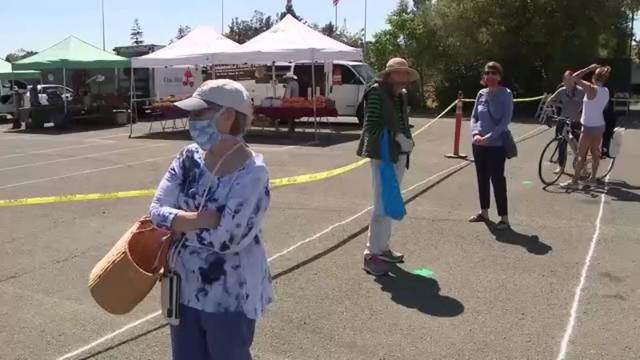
[539,137,565,186]
[573,155,615,180]
[597,156,616,179]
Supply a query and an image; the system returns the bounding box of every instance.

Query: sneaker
[560,180,579,189]
[468,213,489,223]
[363,255,389,276]
[378,249,405,263]
[553,167,563,175]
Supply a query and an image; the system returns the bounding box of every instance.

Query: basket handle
[151,233,173,275]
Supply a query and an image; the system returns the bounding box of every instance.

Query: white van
[215,61,376,124]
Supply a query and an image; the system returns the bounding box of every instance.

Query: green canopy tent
[13,36,130,112]
[0,59,40,81]
[13,36,129,70]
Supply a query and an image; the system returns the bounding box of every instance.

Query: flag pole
[335,3,338,32]
[221,0,225,33]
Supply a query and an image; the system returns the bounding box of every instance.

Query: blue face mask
[188,108,227,151]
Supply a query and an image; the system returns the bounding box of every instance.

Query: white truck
[216,61,376,124]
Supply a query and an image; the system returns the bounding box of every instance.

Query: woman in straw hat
[468,61,513,230]
[357,57,417,276]
[150,79,273,359]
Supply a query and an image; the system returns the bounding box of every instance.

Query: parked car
[0,94,16,118]
[35,84,73,105]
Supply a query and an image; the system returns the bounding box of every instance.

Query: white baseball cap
[174,79,252,116]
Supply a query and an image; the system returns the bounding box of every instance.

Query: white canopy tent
[129,26,239,136]
[217,15,362,64]
[132,26,240,67]
[217,15,363,136]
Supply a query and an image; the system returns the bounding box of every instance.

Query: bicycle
[537,106,616,186]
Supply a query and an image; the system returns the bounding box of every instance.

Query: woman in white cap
[149,79,273,360]
[357,57,417,276]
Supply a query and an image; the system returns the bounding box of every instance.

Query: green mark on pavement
[413,268,435,278]
[522,180,534,186]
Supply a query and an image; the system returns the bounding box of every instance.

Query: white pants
[365,155,407,255]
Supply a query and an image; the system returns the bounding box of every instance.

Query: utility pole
[101,0,106,50]
[363,0,368,59]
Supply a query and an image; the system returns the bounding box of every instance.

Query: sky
[1,0,401,59]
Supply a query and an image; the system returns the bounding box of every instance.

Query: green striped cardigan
[356,81,412,165]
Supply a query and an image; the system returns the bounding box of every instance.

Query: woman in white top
[563,64,611,188]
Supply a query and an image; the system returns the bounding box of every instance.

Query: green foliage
[170,25,192,44]
[370,0,637,106]
[130,18,144,46]
[5,49,37,63]
[226,11,275,44]
[280,0,302,21]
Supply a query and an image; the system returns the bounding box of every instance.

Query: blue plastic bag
[379,129,406,220]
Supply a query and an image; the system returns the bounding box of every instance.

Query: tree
[5,49,37,63]
[370,0,640,107]
[280,0,302,21]
[226,11,275,44]
[130,18,144,46]
[311,21,364,49]
[170,25,192,44]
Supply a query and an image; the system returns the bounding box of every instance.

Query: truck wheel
[356,102,364,127]
[52,112,72,130]
[25,116,45,129]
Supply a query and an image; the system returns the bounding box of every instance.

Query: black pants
[602,111,617,156]
[556,121,581,167]
[473,145,508,217]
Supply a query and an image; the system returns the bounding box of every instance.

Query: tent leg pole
[129,67,134,138]
[271,61,276,98]
[312,58,318,142]
[63,68,68,114]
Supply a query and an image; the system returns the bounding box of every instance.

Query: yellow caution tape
[270,158,370,189]
[0,160,372,208]
[0,94,544,208]
[0,190,157,208]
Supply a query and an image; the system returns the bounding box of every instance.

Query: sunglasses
[484,70,499,76]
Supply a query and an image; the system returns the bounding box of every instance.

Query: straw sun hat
[378,58,419,82]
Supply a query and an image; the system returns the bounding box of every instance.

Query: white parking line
[0,140,118,160]
[0,155,173,190]
[0,144,168,172]
[555,176,610,360]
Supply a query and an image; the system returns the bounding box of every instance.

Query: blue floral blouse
[149,144,273,319]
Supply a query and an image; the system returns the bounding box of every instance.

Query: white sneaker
[560,181,579,189]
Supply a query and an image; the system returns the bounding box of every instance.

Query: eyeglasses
[484,70,499,76]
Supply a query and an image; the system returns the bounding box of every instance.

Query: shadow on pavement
[484,222,552,255]
[74,323,167,360]
[375,265,464,318]
[544,181,640,203]
[4,123,126,136]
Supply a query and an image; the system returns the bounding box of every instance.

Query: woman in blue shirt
[150,79,273,360]
[468,62,514,230]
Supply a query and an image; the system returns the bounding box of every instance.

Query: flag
[333,0,340,5]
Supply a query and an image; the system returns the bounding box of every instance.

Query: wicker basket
[88,217,171,315]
